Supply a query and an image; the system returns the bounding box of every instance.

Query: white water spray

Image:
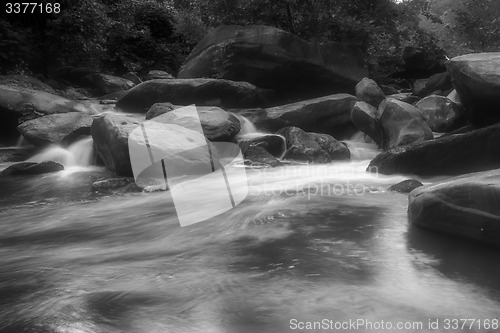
[28,136,95,168]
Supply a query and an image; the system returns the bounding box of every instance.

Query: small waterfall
[343,132,380,161]
[236,115,259,136]
[28,136,95,168]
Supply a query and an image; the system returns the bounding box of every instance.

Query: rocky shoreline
[1,25,500,247]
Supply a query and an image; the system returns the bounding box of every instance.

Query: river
[0,139,499,333]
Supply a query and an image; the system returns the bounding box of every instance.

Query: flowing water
[1,136,500,333]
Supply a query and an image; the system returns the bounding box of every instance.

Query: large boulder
[355,78,385,107]
[0,161,64,176]
[148,106,241,142]
[409,169,500,246]
[116,78,270,113]
[378,98,434,150]
[243,146,281,168]
[350,101,382,147]
[368,124,500,176]
[415,95,465,132]
[238,134,286,158]
[90,113,220,177]
[447,53,500,126]
[146,70,174,80]
[413,72,452,98]
[81,73,135,95]
[251,94,357,137]
[276,127,330,163]
[308,133,350,161]
[0,74,56,95]
[90,114,142,176]
[178,25,367,100]
[17,112,93,147]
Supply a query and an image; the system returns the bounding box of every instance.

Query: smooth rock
[238,134,286,158]
[355,77,385,107]
[415,95,465,132]
[17,112,93,147]
[178,25,367,100]
[81,73,135,95]
[309,133,350,161]
[0,74,56,94]
[350,101,382,147]
[116,78,270,113]
[146,70,174,80]
[243,146,281,168]
[277,127,330,163]
[447,53,500,126]
[0,161,64,176]
[409,169,500,246]
[378,98,434,150]
[388,179,423,193]
[368,124,500,176]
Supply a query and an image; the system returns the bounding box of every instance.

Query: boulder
[145,103,175,120]
[447,53,500,126]
[243,146,281,168]
[0,161,64,176]
[123,72,142,85]
[276,127,330,163]
[388,179,423,193]
[255,94,357,137]
[146,70,174,80]
[81,73,135,95]
[178,25,367,100]
[379,84,399,96]
[355,77,385,107]
[63,87,89,100]
[413,72,452,98]
[367,124,500,176]
[308,133,350,161]
[238,134,286,158]
[116,78,270,113]
[350,101,382,147]
[90,113,220,177]
[378,98,434,150]
[90,114,142,176]
[149,106,241,142]
[17,112,93,147]
[408,169,500,246]
[0,74,56,95]
[415,95,465,132]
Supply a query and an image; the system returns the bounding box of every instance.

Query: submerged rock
[388,179,423,193]
[116,78,270,113]
[409,169,500,246]
[368,124,500,176]
[0,161,64,176]
[92,178,143,192]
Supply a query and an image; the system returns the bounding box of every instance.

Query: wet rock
[415,95,465,132]
[277,126,330,163]
[413,72,452,98]
[243,146,281,168]
[378,98,433,150]
[0,161,64,176]
[368,124,500,176]
[145,103,175,120]
[379,84,399,96]
[116,78,270,113]
[0,74,56,95]
[387,93,421,105]
[447,53,500,126]
[388,179,423,193]
[257,94,357,138]
[92,178,143,192]
[123,72,142,85]
[409,169,500,246]
[355,77,385,107]
[350,101,382,147]
[146,70,174,80]
[309,133,350,161]
[178,25,367,100]
[238,134,286,158]
[81,73,135,96]
[17,112,93,147]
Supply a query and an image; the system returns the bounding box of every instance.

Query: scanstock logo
[128,105,248,227]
